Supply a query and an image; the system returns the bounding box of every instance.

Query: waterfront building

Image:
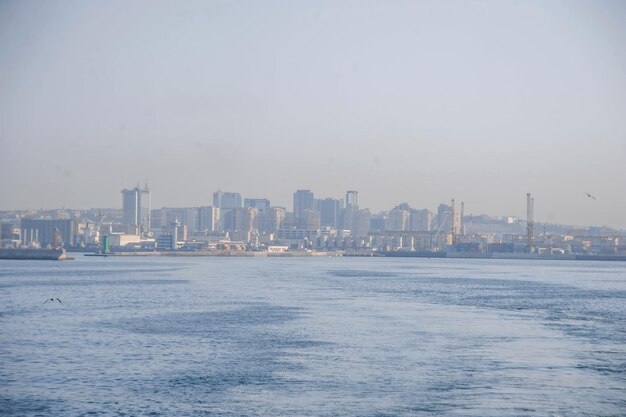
[108,233,144,248]
[20,218,79,248]
[276,229,319,240]
[1,223,21,248]
[81,222,100,245]
[369,230,452,251]
[1,222,19,240]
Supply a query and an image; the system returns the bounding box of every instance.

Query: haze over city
[2,4,626,416]
[1,0,625,228]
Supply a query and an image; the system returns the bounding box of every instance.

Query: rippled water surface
[1,256,625,416]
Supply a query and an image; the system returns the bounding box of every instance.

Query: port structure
[526,193,534,253]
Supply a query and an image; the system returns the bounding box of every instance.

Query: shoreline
[75,251,626,262]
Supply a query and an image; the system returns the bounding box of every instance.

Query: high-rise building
[221,209,235,231]
[301,209,321,230]
[213,191,242,209]
[264,207,286,233]
[150,209,162,229]
[198,206,220,232]
[182,208,197,233]
[232,207,257,231]
[244,199,270,235]
[244,198,271,214]
[320,198,341,228]
[370,213,389,231]
[436,202,460,234]
[344,190,359,233]
[409,209,433,231]
[159,207,198,234]
[121,184,151,235]
[229,207,259,242]
[1,222,21,247]
[213,191,243,233]
[293,190,315,228]
[346,190,358,209]
[354,209,371,236]
[389,205,410,231]
[436,203,451,232]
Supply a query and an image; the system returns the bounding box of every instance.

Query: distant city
[1,184,624,257]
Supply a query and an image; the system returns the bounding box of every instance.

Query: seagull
[44,298,62,304]
[585,192,597,200]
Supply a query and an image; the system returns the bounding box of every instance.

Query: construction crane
[432,198,465,250]
[432,207,451,251]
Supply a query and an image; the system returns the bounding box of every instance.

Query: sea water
[1,256,624,416]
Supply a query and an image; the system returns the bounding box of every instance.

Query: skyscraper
[409,209,433,231]
[213,191,242,232]
[264,207,286,233]
[293,190,315,228]
[198,206,220,232]
[159,207,197,233]
[121,184,150,235]
[346,190,358,209]
[389,206,410,231]
[213,191,242,209]
[244,198,271,214]
[320,198,341,228]
[354,209,371,236]
[301,209,321,230]
[344,190,359,233]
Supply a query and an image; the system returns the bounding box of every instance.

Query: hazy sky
[1,0,625,228]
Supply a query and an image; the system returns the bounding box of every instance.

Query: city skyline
[1,1,625,228]
[3,183,622,257]
[0,184,621,232]
[2,3,625,412]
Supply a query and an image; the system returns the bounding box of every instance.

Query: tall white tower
[121,184,151,235]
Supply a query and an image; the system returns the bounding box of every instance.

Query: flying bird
[585,192,597,200]
[44,298,62,304]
